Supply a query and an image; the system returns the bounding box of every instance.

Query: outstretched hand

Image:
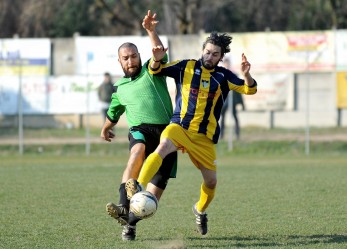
[152,45,168,62]
[240,53,251,76]
[142,10,158,31]
[143,9,168,62]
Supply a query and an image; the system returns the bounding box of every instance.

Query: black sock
[119,183,130,209]
[128,212,142,226]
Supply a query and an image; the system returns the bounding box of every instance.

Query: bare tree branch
[96,0,136,29]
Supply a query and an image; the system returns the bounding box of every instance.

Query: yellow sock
[138,152,163,186]
[196,182,216,213]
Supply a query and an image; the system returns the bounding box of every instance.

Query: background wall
[1,30,347,129]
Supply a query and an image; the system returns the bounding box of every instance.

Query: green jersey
[107,60,173,127]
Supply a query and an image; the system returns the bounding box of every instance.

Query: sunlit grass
[1,153,346,248]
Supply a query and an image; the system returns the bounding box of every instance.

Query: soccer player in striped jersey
[100,12,177,241]
[126,10,257,236]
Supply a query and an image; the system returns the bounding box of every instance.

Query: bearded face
[118,46,142,78]
[201,43,223,70]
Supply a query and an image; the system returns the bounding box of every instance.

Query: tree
[0,0,22,38]
[0,0,347,38]
[329,0,347,28]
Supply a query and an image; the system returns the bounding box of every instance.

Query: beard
[201,56,217,70]
[124,66,142,78]
[123,58,142,78]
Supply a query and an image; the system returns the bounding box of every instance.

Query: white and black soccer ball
[130,191,158,219]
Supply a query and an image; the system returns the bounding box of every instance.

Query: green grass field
[1,143,347,248]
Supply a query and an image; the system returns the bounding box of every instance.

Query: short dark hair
[203,32,232,56]
[118,42,138,54]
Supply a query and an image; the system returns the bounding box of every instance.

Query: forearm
[244,73,255,87]
[103,117,116,130]
[147,29,163,48]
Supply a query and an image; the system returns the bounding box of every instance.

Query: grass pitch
[1,149,346,248]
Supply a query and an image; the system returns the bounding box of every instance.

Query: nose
[206,54,213,60]
[128,58,136,67]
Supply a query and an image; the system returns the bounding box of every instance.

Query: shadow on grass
[186,234,347,248]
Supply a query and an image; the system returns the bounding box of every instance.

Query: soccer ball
[130,191,158,219]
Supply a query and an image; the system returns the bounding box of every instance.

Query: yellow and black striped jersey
[149,59,257,143]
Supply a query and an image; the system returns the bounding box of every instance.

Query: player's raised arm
[241,53,255,87]
[142,10,167,67]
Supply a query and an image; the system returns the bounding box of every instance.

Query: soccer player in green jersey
[100,11,177,241]
[126,10,257,236]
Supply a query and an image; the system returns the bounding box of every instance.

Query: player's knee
[205,178,217,189]
[130,144,145,158]
[158,139,176,155]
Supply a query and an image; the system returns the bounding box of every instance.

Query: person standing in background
[98,72,114,120]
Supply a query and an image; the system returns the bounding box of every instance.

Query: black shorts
[128,124,177,190]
